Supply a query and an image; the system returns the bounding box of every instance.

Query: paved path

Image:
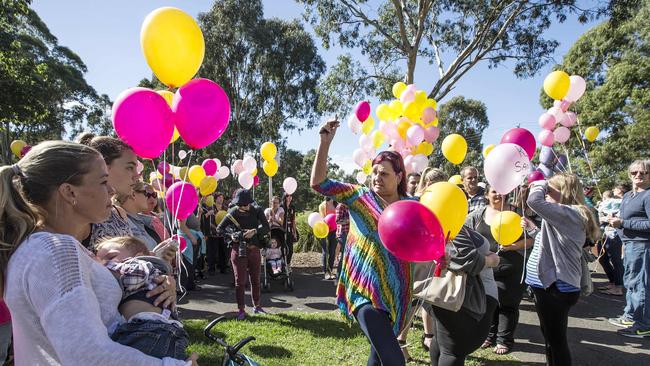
[178,262,650,365]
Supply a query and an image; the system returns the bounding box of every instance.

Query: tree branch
[339,0,405,51]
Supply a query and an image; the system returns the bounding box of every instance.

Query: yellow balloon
[178,166,188,180]
[362,159,372,175]
[414,90,427,106]
[448,175,463,185]
[376,103,392,121]
[402,101,420,121]
[313,221,329,239]
[441,134,467,165]
[205,195,215,207]
[361,116,375,135]
[156,171,163,179]
[251,167,258,177]
[140,7,205,88]
[263,159,278,177]
[425,98,438,110]
[188,165,206,187]
[420,182,468,239]
[372,130,385,148]
[156,90,174,106]
[397,120,411,139]
[170,127,180,144]
[430,118,439,127]
[490,211,523,246]
[483,144,495,158]
[199,176,218,196]
[389,100,403,117]
[10,140,26,157]
[543,70,570,100]
[417,141,433,156]
[584,126,599,142]
[215,210,227,225]
[392,82,407,99]
[260,142,277,161]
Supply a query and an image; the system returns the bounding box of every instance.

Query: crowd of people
[0,124,647,365]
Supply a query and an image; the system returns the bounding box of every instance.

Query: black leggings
[428,296,498,366]
[531,284,580,366]
[354,304,405,366]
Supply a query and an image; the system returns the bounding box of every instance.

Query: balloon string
[172,150,195,233]
[549,148,568,173]
[570,106,603,198]
[520,193,528,284]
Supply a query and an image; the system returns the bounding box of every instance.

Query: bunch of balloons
[348,82,443,177]
[112,7,231,159]
[10,140,32,159]
[538,70,588,147]
[307,212,332,239]
[148,157,230,197]
[536,145,568,179]
[232,156,259,189]
[260,142,279,178]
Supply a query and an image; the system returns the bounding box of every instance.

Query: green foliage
[294,211,320,252]
[299,0,603,115]
[0,0,109,163]
[543,1,650,189]
[429,96,490,177]
[184,311,517,365]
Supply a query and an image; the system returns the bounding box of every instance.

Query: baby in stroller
[266,237,284,275]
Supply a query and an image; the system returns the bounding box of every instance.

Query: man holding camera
[217,189,270,320]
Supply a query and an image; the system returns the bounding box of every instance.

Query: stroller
[204,316,259,366]
[261,227,294,292]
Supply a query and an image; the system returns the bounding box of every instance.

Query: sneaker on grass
[608,316,634,328]
[617,325,650,339]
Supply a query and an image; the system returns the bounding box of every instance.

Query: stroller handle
[232,336,256,354]
[203,316,228,347]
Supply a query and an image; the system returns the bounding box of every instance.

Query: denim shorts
[111,318,189,359]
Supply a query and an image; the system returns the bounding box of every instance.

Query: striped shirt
[526,234,579,292]
[312,178,412,335]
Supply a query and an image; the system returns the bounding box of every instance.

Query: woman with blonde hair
[524,173,600,366]
[415,168,448,197]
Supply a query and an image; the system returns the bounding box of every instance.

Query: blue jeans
[111,318,189,359]
[622,241,650,328]
[320,232,337,272]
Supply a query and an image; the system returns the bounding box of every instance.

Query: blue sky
[32,0,599,173]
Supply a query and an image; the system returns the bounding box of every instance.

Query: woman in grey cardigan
[426,226,500,366]
[524,173,600,366]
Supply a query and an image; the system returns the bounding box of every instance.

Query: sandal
[494,344,511,355]
[421,333,434,351]
[481,339,495,349]
[600,287,624,296]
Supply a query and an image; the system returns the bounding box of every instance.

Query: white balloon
[238,171,254,189]
[483,143,531,195]
[403,155,414,174]
[170,165,181,177]
[178,150,187,160]
[307,212,323,228]
[356,171,368,185]
[400,89,415,104]
[213,158,221,171]
[406,125,424,146]
[352,148,367,167]
[242,156,257,172]
[565,75,586,102]
[359,134,373,152]
[411,154,428,173]
[547,106,564,123]
[347,114,362,134]
[217,166,230,179]
[283,177,297,194]
[232,159,244,175]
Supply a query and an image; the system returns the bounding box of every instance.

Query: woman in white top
[0,141,196,365]
[264,196,285,230]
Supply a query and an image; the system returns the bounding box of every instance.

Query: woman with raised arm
[311,119,411,366]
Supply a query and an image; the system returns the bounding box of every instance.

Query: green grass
[185,311,523,366]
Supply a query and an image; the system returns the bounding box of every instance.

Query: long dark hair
[372,151,408,197]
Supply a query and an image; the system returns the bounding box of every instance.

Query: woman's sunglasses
[630,171,649,177]
[137,190,157,199]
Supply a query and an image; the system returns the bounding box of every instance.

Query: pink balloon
[202,159,218,176]
[406,125,424,146]
[554,126,571,144]
[421,107,437,124]
[164,173,174,188]
[561,112,577,127]
[553,99,572,113]
[538,130,555,147]
[20,145,32,157]
[378,201,445,262]
[253,175,260,187]
[424,125,440,142]
[538,113,556,130]
[324,213,337,232]
[157,161,170,175]
[528,170,545,184]
[113,87,174,159]
[484,143,531,195]
[173,78,231,149]
[171,234,187,253]
[355,101,371,122]
[165,182,198,220]
[500,128,536,160]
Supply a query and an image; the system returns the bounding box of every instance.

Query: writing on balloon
[514,161,530,173]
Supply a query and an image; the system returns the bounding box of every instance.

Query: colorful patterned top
[313,178,412,335]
